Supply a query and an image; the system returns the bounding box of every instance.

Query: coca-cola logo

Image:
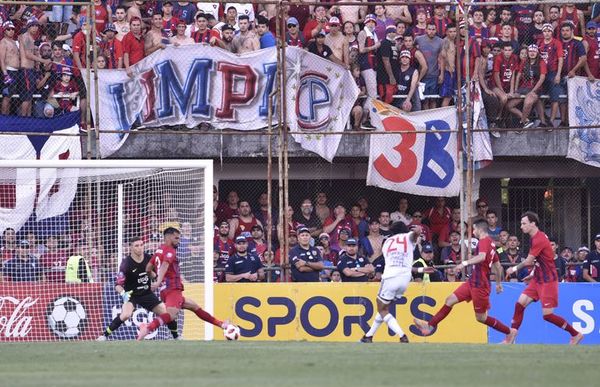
[0,296,38,338]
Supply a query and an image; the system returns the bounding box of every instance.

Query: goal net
[0,160,214,341]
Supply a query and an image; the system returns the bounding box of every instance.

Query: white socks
[366,313,405,338]
[383,313,405,337]
[366,313,384,337]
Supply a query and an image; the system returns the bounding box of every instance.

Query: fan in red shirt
[100,23,122,69]
[583,22,600,79]
[506,44,549,130]
[191,13,220,45]
[492,42,519,116]
[414,219,510,339]
[51,68,79,114]
[122,17,145,77]
[137,227,231,340]
[423,197,451,240]
[504,211,583,345]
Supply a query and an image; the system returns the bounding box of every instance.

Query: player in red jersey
[504,212,583,345]
[137,227,230,340]
[414,219,511,339]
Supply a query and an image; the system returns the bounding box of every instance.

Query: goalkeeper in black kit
[97,237,179,340]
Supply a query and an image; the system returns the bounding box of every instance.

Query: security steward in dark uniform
[225,235,265,282]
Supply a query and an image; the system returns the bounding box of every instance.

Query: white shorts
[377,272,412,304]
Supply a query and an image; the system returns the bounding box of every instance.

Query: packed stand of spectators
[212,187,600,284]
[1,1,598,132]
[0,187,204,285]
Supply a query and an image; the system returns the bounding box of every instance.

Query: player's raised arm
[506,253,535,276]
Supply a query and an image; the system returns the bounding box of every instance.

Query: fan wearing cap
[317,232,339,266]
[376,25,400,104]
[224,236,265,283]
[337,238,373,282]
[414,219,511,340]
[360,223,424,343]
[396,49,420,112]
[18,17,51,117]
[582,234,600,282]
[2,240,43,282]
[307,29,334,59]
[324,16,350,68]
[100,23,123,69]
[506,43,548,130]
[214,23,236,52]
[285,17,306,48]
[357,14,381,98]
[537,23,564,127]
[0,20,20,116]
[249,224,267,260]
[289,227,324,282]
[50,67,79,114]
[583,21,600,79]
[160,1,179,38]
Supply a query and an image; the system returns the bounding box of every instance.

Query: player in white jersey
[360,223,434,343]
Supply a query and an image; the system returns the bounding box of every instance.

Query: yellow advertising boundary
[185,283,486,343]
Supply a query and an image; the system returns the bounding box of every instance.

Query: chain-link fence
[1,0,599,286]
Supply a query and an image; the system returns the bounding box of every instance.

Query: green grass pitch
[1,341,599,387]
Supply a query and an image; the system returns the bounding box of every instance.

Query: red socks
[484,316,510,334]
[148,313,172,332]
[194,307,223,328]
[511,303,525,330]
[429,305,452,327]
[544,313,579,336]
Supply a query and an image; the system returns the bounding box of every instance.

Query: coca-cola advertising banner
[0,283,103,341]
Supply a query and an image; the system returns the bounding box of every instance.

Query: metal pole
[463,6,474,262]
[276,0,286,282]
[455,5,467,262]
[280,0,291,282]
[117,184,124,269]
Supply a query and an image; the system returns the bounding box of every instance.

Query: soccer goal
[0,159,214,341]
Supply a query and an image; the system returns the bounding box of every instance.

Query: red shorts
[453,282,490,313]
[378,84,397,104]
[522,280,558,308]
[160,289,185,309]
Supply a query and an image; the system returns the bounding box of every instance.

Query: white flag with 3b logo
[366,99,460,196]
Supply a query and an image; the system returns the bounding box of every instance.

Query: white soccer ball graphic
[223,324,240,341]
[47,296,87,339]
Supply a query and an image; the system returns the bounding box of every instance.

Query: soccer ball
[223,324,240,340]
[47,296,87,339]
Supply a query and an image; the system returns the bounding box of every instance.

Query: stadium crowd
[0,1,599,131]
[1,186,600,285]
[212,188,600,284]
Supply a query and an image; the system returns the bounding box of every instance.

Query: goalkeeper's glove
[120,290,133,303]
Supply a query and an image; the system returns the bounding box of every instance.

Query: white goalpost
[0,159,214,341]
